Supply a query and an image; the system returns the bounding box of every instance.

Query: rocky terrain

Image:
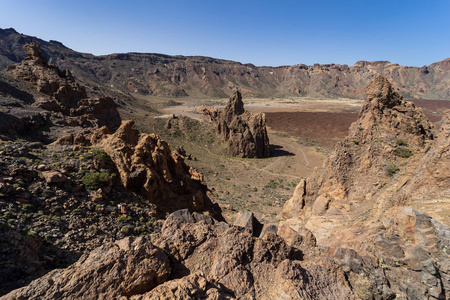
[0,34,449,299]
[280,75,450,299]
[201,91,270,158]
[1,28,450,100]
[0,44,220,295]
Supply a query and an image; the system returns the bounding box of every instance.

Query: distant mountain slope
[1,28,449,99]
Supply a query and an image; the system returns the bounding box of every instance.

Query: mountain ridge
[1,27,449,100]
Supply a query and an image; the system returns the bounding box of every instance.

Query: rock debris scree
[200,91,270,158]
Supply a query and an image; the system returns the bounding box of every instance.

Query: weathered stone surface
[41,170,67,183]
[3,211,359,299]
[92,120,222,217]
[1,237,171,300]
[200,91,270,158]
[280,178,306,219]
[280,76,450,299]
[7,43,87,106]
[233,211,263,237]
[6,43,121,132]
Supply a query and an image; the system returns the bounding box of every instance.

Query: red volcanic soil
[408,99,450,123]
[265,100,449,150]
[265,111,358,149]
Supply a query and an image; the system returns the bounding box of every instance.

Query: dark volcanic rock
[201,91,270,158]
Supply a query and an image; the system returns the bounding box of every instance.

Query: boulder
[41,170,67,183]
[233,211,263,236]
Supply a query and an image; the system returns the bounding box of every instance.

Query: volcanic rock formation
[6,43,120,131]
[201,91,270,158]
[280,75,450,298]
[2,210,359,300]
[88,120,222,216]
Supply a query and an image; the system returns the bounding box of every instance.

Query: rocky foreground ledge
[1,209,359,300]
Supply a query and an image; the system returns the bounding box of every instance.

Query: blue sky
[1,0,449,67]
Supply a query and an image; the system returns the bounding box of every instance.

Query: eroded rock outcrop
[303,75,436,218]
[2,237,171,300]
[280,75,450,298]
[6,43,120,131]
[2,210,358,300]
[91,120,220,216]
[200,91,270,158]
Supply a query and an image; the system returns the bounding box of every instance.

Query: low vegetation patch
[386,163,400,176]
[81,172,110,189]
[394,146,413,158]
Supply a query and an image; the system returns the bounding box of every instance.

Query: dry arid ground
[120,96,449,223]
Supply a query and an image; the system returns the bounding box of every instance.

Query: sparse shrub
[386,163,400,176]
[21,229,36,236]
[396,138,408,146]
[352,139,359,145]
[81,172,110,189]
[92,149,109,162]
[133,226,145,235]
[71,208,82,216]
[117,215,127,223]
[32,159,42,166]
[121,225,132,235]
[253,187,258,192]
[394,146,413,158]
[22,204,34,212]
[4,211,16,219]
[89,225,100,235]
[95,204,103,211]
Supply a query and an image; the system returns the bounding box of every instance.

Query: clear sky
[1,0,449,67]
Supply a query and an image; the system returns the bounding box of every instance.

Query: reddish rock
[93,120,221,217]
[41,170,67,183]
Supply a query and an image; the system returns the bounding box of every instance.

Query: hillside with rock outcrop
[1,28,450,100]
[280,75,450,299]
[200,91,270,158]
[0,44,222,295]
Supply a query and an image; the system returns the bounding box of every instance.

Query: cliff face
[1,28,449,100]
